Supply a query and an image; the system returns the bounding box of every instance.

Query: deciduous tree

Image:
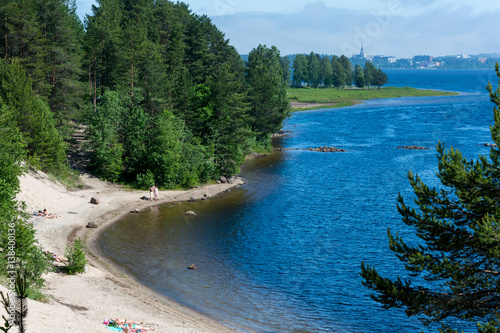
[372,68,389,90]
[246,44,290,142]
[354,64,365,88]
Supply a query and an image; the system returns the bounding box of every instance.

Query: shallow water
[100,69,497,332]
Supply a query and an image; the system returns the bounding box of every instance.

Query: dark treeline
[0,0,290,189]
[291,52,388,90]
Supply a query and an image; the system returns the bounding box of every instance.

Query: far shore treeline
[289,53,388,90]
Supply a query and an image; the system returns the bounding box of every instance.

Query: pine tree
[83,0,124,108]
[0,59,68,176]
[36,0,85,122]
[0,0,48,91]
[360,64,500,331]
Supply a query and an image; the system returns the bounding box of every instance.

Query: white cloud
[212,2,500,57]
[73,0,500,58]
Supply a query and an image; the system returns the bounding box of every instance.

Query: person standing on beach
[150,185,154,201]
[154,185,158,201]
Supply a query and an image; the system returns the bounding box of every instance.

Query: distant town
[347,45,500,69]
[254,46,500,70]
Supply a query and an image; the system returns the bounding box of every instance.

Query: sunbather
[123,323,156,332]
[44,251,67,263]
[36,209,59,218]
[103,319,155,331]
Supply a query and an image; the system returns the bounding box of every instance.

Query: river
[99,69,498,332]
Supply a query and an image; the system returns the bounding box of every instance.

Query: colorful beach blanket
[104,324,146,332]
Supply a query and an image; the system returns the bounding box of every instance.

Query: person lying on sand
[123,323,156,332]
[35,209,59,218]
[44,251,67,263]
[103,319,156,331]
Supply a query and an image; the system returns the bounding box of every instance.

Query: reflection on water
[99,69,495,333]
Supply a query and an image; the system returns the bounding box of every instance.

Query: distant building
[354,45,366,59]
[478,57,487,64]
[413,55,433,63]
[372,55,392,66]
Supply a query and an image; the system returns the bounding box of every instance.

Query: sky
[75,0,500,58]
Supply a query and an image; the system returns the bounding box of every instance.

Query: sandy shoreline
[1,170,245,332]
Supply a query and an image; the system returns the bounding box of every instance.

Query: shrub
[135,170,155,189]
[63,238,86,275]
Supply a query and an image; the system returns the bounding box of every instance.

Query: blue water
[100,69,498,332]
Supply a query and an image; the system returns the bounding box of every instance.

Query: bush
[63,238,86,275]
[135,170,155,189]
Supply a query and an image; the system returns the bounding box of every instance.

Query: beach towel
[104,324,146,332]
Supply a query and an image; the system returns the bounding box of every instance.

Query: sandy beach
[1,170,244,332]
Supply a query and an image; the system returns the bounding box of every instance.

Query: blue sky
[75,0,500,58]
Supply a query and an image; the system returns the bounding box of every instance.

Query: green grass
[288,86,459,111]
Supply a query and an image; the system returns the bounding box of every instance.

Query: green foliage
[0,272,29,333]
[364,61,377,88]
[331,56,346,89]
[64,238,87,275]
[360,64,500,331]
[339,55,353,86]
[372,68,389,90]
[0,88,50,302]
[146,110,183,188]
[246,44,291,142]
[0,290,12,332]
[354,64,365,88]
[0,220,51,292]
[135,170,155,190]
[292,54,308,87]
[13,272,28,333]
[0,59,69,177]
[307,52,321,88]
[83,90,124,181]
[0,99,25,223]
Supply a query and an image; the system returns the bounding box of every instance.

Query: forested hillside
[0,0,290,188]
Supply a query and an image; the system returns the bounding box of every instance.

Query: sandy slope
[0,170,244,332]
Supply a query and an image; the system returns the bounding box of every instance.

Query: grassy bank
[288,86,459,111]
